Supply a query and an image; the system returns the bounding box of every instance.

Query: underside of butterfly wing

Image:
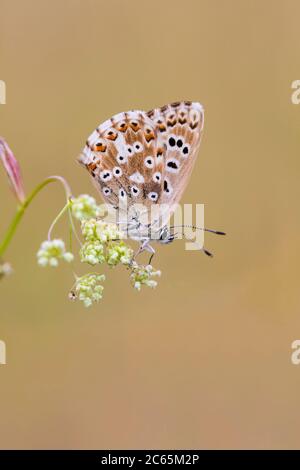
[79,101,204,240]
[78,110,165,213]
[147,101,204,210]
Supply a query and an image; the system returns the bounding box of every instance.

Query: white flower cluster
[80,218,133,267]
[37,239,74,267]
[80,240,105,265]
[71,194,104,221]
[81,218,124,242]
[36,196,162,306]
[71,273,105,307]
[130,263,161,291]
[106,242,133,266]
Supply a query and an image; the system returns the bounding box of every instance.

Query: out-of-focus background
[0,0,300,450]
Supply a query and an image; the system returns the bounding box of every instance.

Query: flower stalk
[0,176,72,259]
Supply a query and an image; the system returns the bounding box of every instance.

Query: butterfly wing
[147,101,204,209]
[79,110,166,214]
[79,101,203,238]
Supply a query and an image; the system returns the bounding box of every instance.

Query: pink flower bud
[0,138,25,203]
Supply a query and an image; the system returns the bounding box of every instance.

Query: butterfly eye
[168,136,176,147]
[100,170,113,181]
[153,172,161,183]
[166,159,180,173]
[102,187,111,196]
[159,226,169,240]
[144,156,154,168]
[130,186,140,197]
[133,142,143,153]
[117,154,127,164]
[113,167,122,177]
[148,192,158,202]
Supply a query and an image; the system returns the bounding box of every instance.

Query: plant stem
[0,176,72,259]
[47,201,72,241]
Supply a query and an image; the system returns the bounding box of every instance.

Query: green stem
[47,201,72,241]
[0,176,72,259]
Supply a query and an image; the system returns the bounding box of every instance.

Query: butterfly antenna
[169,227,222,259]
[169,225,226,236]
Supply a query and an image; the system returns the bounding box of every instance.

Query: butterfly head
[157,226,176,245]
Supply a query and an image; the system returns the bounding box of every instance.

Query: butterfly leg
[148,252,155,265]
[141,240,155,262]
[132,240,156,265]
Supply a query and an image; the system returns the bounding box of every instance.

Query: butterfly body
[79,101,205,259]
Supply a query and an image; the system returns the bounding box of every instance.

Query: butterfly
[78,101,224,262]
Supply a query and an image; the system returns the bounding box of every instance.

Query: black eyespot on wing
[134,143,142,152]
[169,137,176,147]
[163,179,171,193]
[182,146,189,155]
[167,161,178,170]
[177,139,183,148]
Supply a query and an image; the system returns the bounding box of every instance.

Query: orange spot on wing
[94,142,107,152]
[105,130,118,141]
[144,129,155,142]
[116,122,128,133]
[129,121,141,132]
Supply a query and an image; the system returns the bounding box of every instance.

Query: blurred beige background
[0,0,300,450]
